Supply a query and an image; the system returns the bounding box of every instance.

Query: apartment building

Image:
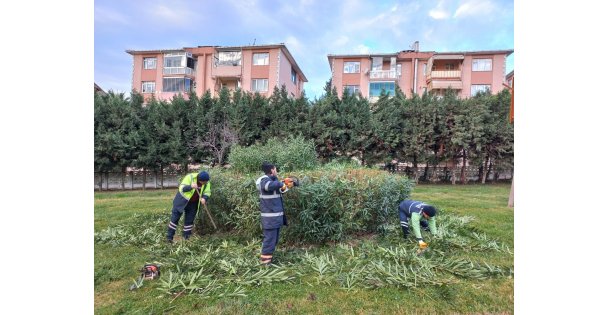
[328,43,513,101]
[127,44,307,102]
[506,70,514,88]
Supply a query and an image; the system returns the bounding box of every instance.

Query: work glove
[418,240,428,250]
[280,184,289,193]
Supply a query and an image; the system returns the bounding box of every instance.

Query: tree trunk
[130,171,134,190]
[486,160,494,182]
[98,172,102,191]
[481,155,490,184]
[154,171,158,189]
[121,168,126,190]
[105,172,109,190]
[422,164,429,182]
[451,158,457,185]
[160,166,164,190]
[412,156,419,183]
[143,169,146,191]
[508,176,514,207]
[460,150,467,184]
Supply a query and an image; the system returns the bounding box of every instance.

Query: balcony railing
[426,70,461,79]
[163,67,194,75]
[370,70,399,79]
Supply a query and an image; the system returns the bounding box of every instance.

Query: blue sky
[95,0,513,100]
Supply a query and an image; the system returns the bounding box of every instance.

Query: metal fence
[94,165,513,191]
[94,169,189,191]
[389,164,513,183]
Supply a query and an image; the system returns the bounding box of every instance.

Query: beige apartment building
[127,44,307,102]
[328,43,513,101]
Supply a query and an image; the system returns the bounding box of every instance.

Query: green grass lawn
[95,183,513,314]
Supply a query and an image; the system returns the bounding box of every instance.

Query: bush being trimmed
[228,136,318,174]
[203,165,414,244]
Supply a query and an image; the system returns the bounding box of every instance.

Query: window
[217,51,242,66]
[253,53,269,65]
[252,79,268,92]
[344,85,360,95]
[472,59,492,71]
[162,77,192,93]
[141,81,155,93]
[470,84,491,96]
[369,82,395,97]
[445,64,455,70]
[143,58,156,69]
[371,57,382,71]
[343,61,360,73]
[164,55,183,68]
[291,68,297,84]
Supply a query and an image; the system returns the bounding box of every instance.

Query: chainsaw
[129,264,161,291]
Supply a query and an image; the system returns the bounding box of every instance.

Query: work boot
[401,226,410,239]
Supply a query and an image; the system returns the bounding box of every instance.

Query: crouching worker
[166,171,211,243]
[256,162,294,265]
[398,200,437,250]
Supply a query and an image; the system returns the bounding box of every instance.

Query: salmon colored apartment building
[328,42,513,101]
[126,44,307,102]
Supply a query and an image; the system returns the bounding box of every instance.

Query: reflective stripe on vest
[261,212,284,217]
[259,194,281,199]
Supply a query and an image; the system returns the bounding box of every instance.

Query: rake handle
[203,203,217,230]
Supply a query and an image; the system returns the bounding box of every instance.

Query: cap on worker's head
[197,171,210,182]
[422,205,436,217]
[261,161,275,174]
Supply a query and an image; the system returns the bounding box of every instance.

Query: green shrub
[228,136,318,174]
[204,165,414,244]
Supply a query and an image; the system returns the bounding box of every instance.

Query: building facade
[127,44,307,102]
[328,44,513,101]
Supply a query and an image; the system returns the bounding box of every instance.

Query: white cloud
[356,44,371,54]
[454,0,496,18]
[147,4,197,27]
[285,35,304,58]
[333,36,350,48]
[429,9,449,19]
[429,0,449,20]
[94,7,129,25]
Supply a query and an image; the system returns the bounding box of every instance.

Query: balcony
[427,80,463,90]
[426,70,461,80]
[369,70,399,80]
[163,67,195,76]
[212,64,242,78]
